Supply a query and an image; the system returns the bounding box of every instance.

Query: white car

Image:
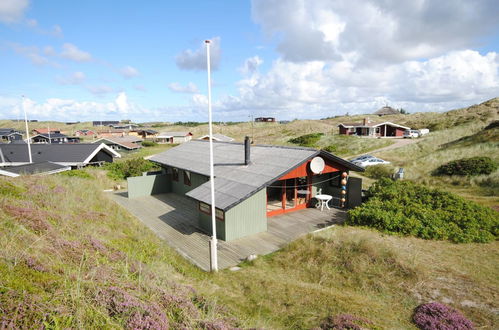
[403,129,420,138]
[354,157,391,167]
[349,154,374,163]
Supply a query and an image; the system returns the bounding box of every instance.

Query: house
[255,117,276,122]
[75,129,97,137]
[373,106,400,116]
[0,143,121,168]
[138,139,363,241]
[0,162,71,177]
[97,129,127,138]
[111,124,139,130]
[197,133,234,142]
[131,129,158,139]
[92,120,119,127]
[156,132,193,144]
[30,133,80,144]
[338,118,410,137]
[93,136,142,151]
[0,129,23,142]
[32,128,61,135]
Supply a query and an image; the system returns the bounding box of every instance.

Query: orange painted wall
[279,158,346,180]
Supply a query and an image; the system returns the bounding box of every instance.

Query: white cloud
[0,0,29,24]
[120,65,140,78]
[60,43,92,62]
[252,0,499,64]
[9,43,57,67]
[175,37,221,71]
[2,93,153,121]
[167,82,199,94]
[214,50,499,119]
[56,71,86,85]
[239,56,263,75]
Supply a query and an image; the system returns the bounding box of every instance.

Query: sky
[0,0,498,123]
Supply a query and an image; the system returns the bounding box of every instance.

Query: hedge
[104,158,157,180]
[288,133,324,147]
[433,157,497,176]
[347,178,498,243]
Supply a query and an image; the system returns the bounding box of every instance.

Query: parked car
[349,154,374,163]
[417,128,430,136]
[403,129,420,138]
[354,157,391,167]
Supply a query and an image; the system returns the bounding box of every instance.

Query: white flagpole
[205,39,218,272]
[22,95,33,163]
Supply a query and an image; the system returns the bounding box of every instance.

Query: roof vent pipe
[244,136,250,165]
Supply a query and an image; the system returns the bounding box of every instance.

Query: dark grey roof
[0,162,70,175]
[0,143,115,163]
[32,133,68,139]
[150,140,363,211]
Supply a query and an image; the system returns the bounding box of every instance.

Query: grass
[206,227,498,329]
[375,121,499,208]
[0,173,498,328]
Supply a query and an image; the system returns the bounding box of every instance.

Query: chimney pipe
[244,136,250,165]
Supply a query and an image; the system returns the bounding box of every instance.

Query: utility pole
[205,39,218,272]
[22,95,33,163]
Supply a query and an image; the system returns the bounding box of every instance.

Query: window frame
[198,202,225,221]
[172,167,179,181]
[183,170,191,186]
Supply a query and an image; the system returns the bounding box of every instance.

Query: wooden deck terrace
[109,192,346,271]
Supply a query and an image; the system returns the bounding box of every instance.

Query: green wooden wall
[198,212,226,240]
[170,170,209,195]
[224,188,267,241]
[127,174,171,198]
[197,189,267,241]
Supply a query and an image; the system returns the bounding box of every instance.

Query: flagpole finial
[205,40,211,44]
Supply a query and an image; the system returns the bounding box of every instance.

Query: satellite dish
[310,156,325,174]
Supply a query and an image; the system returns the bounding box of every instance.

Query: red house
[338,118,409,137]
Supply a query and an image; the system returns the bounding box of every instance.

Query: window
[172,167,179,181]
[348,127,355,132]
[183,170,191,186]
[199,202,224,221]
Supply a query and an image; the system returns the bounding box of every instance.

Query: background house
[255,117,276,122]
[156,132,193,144]
[92,136,142,151]
[0,129,23,142]
[92,120,119,126]
[197,133,234,142]
[338,118,410,137]
[128,139,363,241]
[130,129,158,139]
[373,106,400,116]
[0,143,120,168]
[75,129,97,137]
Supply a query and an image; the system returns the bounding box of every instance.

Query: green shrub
[288,133,324,147]
[364,164,395,180]
[322,145,337,153]
[141,140,158,147]
[58,169,93,179]
[347,178,499,243]
[104,158,157,180]
[433,157,497,176]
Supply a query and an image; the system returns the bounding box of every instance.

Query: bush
[322,145,337,153]
[433,157,497,176]
[413,302,473,330]
[347,178,499,243]
[364,164,395,180]
[141,140,158,147]
[58,169,93,179]
[104,158,157,180]
[288,133,324,147]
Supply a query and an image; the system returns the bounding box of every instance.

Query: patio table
[314,194,332,211]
